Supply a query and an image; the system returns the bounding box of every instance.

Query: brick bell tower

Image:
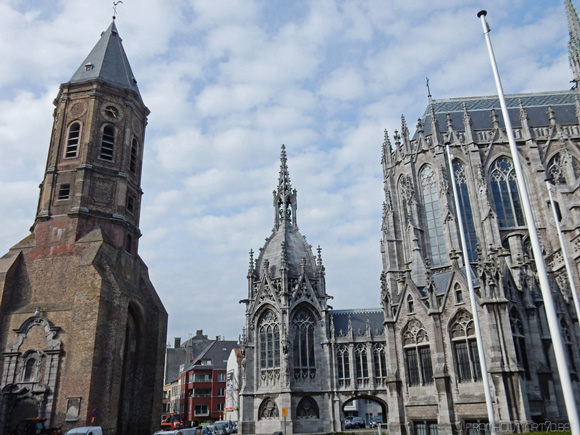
[0,20,167,435]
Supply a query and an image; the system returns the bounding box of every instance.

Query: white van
[65,427,103,435]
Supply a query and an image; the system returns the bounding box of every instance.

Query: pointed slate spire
[69,21,140,96]
[277,144,293,197]
[565,0,580,86]
[382,129,392,165]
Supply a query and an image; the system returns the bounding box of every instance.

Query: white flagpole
[478,10,580,434]
[546,181,580,329]
[445,143,497,435]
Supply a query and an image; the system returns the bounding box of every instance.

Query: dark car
[350,417,365,429]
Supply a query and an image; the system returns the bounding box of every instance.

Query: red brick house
[180,340,239,426]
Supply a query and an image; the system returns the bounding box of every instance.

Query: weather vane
[113,1,123,19]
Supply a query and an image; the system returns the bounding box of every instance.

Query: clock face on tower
[102,104,122,121]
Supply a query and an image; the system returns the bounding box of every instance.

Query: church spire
[273,145,297,229]
[69,21,140,96]
[565,0,580,87]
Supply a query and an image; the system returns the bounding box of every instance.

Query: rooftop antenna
[113,1,123,20]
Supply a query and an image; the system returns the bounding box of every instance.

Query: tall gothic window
[420,165,447,267]
[560,317,577,374]
[100,125,115,161]
[450,310,482,382]
[489,158,524,227]
[453,160,478,262]
[259,310,280,370]
[65,122,81,158]
[354,344,369,380]
[292,311,316,378]
[403,319,433,386]
[509,309,530,380]
[373,344,387,378]
[130,138,139,174]
[337,344,350,383]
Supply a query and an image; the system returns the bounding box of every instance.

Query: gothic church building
[239,2,580,434]
[0,21,167,435]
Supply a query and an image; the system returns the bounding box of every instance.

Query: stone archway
[341,395,388,430]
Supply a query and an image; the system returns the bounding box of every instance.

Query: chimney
[174,337,181,348]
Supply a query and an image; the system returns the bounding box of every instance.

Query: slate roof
[329,308,384,336]
[415,90,579,138]
[184,340,239,371]
[69,21,140,96]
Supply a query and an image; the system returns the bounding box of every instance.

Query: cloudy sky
[0,0,574,344]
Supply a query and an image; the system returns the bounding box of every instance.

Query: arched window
[65,123,81,158]
[258,398,279,419]
[100,125,115,161]
[420,165,447,267]
[354,344,369,380]
[489,158,524,227]
[259,311,280,370]
[453,160,478,262]
[510,309,530,379]
[454,284,464,304]
[130,138,139,174]
[450,311,481,382]
[23,358,37,382]
[296,396,319,419]
[336,344,350,384]
[402,319,433,386]
[373,344,387,378]
[407,294,414,313]
[292,310,316,379]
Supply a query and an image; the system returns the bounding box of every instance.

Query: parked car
[201,425,215,435]
[350,417,365,429]
[344,417,354,429]
[65,427,102,435]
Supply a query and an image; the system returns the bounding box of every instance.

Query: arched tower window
[130,138,139,174]
[454,283,464,304]
[336,344,350,385]
[510,309,530,379]
[420,165,447,267]
[450,310,482,382]
[100,125,115,161]
[65,122,81,158]
[453,160,478,262]
[489,158,524,227]
[402,319,433,386]
[354,344,369,381]
[292,310,316,379]
[373,343,387,378]
[407,294,414,313]
[259,310,280,370]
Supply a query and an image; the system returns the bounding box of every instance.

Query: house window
[218,373,226,382]
[65,123,81,158]
[420,165,447,267]
[192,374,211,382]
[337,345,350,380]
[194,404,209,416]
[292,310,316,378]
[373,344,387,378]
[453,160,478,262]
[354,344,368,380]
[490,158,524,227]
[100,125,115,161]
[217,402,225,412]
[451,310,482,382]
[218,388,225,396]
[58,184,70,201]
[194,389,211,397]
[130,138,138,174]
[403,319,433,386]
[259,310,280,370]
